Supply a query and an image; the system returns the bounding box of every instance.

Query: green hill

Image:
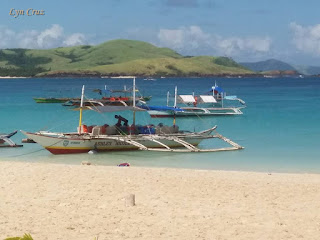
[90,56,250,76]
[0,39,252,77]
[239,59,296,72]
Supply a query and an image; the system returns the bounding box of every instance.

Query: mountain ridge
[2,40,319,77]
[239,59,296,72]
[0,39,252,77]
[240,58,320,76]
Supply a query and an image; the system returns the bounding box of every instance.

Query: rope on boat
[6,138,65,158]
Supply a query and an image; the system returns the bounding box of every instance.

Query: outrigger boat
[21,78,244,155]
[33,97,80,103]
[63,85,151,107]
[142,84,246,118]
[0,130,23,147]
[98,85,151,102]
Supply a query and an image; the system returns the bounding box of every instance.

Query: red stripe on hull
[46,148,91,154]
[46,147,140,155]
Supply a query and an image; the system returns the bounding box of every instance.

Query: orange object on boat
[82,125,88,133]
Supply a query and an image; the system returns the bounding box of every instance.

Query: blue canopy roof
[210,86,224,93]
[140,105,184,112]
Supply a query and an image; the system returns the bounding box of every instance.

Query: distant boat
[263,75,277,78]
[33,97,80,103]
[88,85,152,106]
[144,105,244,118]
[143,77,157,81]
[141,83,246,118]
[62,98,142,107]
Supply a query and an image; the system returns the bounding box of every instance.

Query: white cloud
[158,28,184,49]
[17,30,39,49]
[0,24,87,49]
[37,24,63,48]
[157,25,271,57]
[290,22,320,56]
[158,25,210,50]
[0,26,15,48]
[63,33,86,46]
[215,36,271,55]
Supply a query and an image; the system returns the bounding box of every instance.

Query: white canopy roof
[199,95,217,103]
[88,106,146,113]
[178,95,195,103]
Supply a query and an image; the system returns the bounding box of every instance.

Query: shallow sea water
[1,77,319,173]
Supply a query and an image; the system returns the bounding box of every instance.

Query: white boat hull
[148,107,243,118]
[22,131,208,154]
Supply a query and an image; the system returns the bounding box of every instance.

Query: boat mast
[133,77,136,126]
[173,86,177,126]
[78,85,85,134]
[174,86,177,108]
[166,91,170,106]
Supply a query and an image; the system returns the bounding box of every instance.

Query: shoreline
[0,76,29,79]
[1,161,320,239]
[1,74,313,79]
[5,156,320,175]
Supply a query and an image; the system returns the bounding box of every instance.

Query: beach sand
[0,161,319,240]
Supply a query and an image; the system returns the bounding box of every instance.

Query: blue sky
[1,0,320,65]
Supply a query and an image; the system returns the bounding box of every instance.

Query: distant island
[240,59,320,77]
[0,39,319,78]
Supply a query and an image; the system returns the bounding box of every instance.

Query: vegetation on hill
[0,39,253,77]
[0,49,49,76]
[90,56,250,77]
[262,70,300,76]
[239,59,296,72]
[213,56,248,70]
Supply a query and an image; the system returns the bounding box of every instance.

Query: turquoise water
[1,77,319,173]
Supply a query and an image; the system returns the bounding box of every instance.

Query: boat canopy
[178,95,196,103]
[211,86,224,93]
[140,105,184,112]
[199,95,217,103]
[88,106,146,113]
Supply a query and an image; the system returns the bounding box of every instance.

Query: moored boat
[146,106,244,118]
[142,84,246,118]
[21,125,219,154]
[0,130,23,147]
[33,97,80,103]
[22,79,244,155]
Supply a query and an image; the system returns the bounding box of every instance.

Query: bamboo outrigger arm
[97,129,244,153]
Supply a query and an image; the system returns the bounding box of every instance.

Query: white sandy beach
[0,161,320,240]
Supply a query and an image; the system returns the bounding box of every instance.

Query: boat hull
[33,98,80,103]
[148,107,243,118]
[22,132,204,155]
